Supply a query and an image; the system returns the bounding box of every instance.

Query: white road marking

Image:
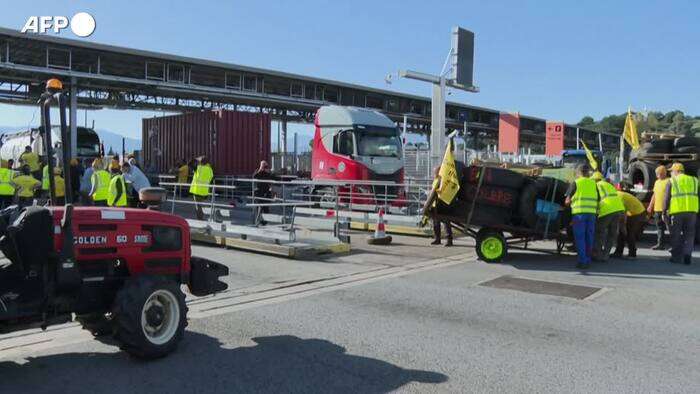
[0,252,475,360]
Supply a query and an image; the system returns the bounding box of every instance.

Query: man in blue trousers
[565,164,599,269]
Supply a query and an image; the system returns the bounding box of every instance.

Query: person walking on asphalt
[591,171,625,262]
[612,190,647,259]
[190,156,214,220]
[429,166,453,247]
[252,160,278,225]
[663,162,698,265]
[565,164,598,269]
[647,165,670,249]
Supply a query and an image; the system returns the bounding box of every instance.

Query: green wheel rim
[481,236,504,260]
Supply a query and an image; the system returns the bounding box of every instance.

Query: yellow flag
[436,139,460,204]
[623,108,640,150]
[580,140,598,170]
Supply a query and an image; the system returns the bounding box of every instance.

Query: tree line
[577,111,700,137]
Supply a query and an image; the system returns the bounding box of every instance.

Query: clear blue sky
[0,0,698,142]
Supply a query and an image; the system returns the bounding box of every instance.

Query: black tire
[674,136,700,149]
[467,166,525,189]
[650,139,674,153]
[675,146,700,154]
[475,228,507,263]
[112,276,188,360]
[462,202,512,226]
[626,161,656,201]
[517,177,568,228]
[76,313,113,337]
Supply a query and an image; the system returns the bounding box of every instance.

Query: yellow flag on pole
[580,140,598,171]
[623,108,640,150]
[436,139,460,204]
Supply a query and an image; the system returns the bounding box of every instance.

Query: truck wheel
[112,276,188,359]
[475,229,506,263]
[76,313,113,337]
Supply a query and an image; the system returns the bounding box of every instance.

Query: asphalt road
[1,234,699,393]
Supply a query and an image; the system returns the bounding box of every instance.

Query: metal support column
[69,77,78,160]
[430,77,446,171]
[281,112,288,171]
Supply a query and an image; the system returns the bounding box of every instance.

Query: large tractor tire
[517,177,568,229]
[674,137,700,150]
[475,228,507,263]
[466,166,526,189]
[626,161,656,201]
[112,276,188,359]
[675,146,700,155]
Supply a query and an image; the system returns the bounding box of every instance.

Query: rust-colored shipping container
[142,110,271,176]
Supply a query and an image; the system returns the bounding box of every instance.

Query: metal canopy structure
[0,27,618,155]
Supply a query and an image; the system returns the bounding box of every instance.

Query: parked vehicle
[0,126,101,166]
[311,106,404,207]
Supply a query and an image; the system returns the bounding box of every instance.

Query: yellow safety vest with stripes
[571,177,598,215]
[669,174,699,215]
[108,174,128,207]
[189,164,213,197]
[91,170,111,201]
[0,168,15,195]
[596,180,625,218]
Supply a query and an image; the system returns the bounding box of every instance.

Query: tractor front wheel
[112,276,188,359]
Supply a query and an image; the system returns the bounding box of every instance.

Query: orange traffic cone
[367,209,392,245]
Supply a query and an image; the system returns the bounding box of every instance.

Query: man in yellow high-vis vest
[0,160,16,208]
[11,165,40,207]
[89,158,110,206]
[108,167,128,207]
[189,156,214,220]
[591,171,625,262]
[565,164,599,269]
[662,162,698,265]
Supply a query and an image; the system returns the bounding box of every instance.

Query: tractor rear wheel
[112,276,187,359]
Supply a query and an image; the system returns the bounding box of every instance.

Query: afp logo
[21,12,96,37]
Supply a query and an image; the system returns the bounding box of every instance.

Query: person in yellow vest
[176,159,190,197]
[89,158,111,206]
[108,165,128,207]
[662,162,698,264]
[52,167,66,205]
[189,156,214,220]
[646,165,670,249]
[41,159,56,198]
[564,164,599,269]
[19,146,41,180]
[611,190,647,259]
[0,160,16,208]
[11,165,40,207]
[591,171,625,262]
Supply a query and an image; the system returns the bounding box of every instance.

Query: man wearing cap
[565,164,599,269]
[591,171,625,262]
[663,162,698,264]
[647,165,670,249]
[612,189,647,259]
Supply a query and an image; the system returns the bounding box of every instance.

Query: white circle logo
[70,12,95,37]
[338,162,346,173]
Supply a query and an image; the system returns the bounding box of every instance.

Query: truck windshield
[354,127,401,158]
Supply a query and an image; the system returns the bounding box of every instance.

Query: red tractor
[0,79,228,359]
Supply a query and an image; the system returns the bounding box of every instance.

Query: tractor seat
[0,206,54,273]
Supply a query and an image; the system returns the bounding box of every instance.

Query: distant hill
[0,125,140,155]
[577,111,700,136]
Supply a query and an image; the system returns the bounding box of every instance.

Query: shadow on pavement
[0,333,447,394]
[504,251,699,278]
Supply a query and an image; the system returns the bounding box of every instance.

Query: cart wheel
[475,229,507,263]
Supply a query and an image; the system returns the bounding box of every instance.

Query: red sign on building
[498,113,520,153]
[545,121,565,156]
